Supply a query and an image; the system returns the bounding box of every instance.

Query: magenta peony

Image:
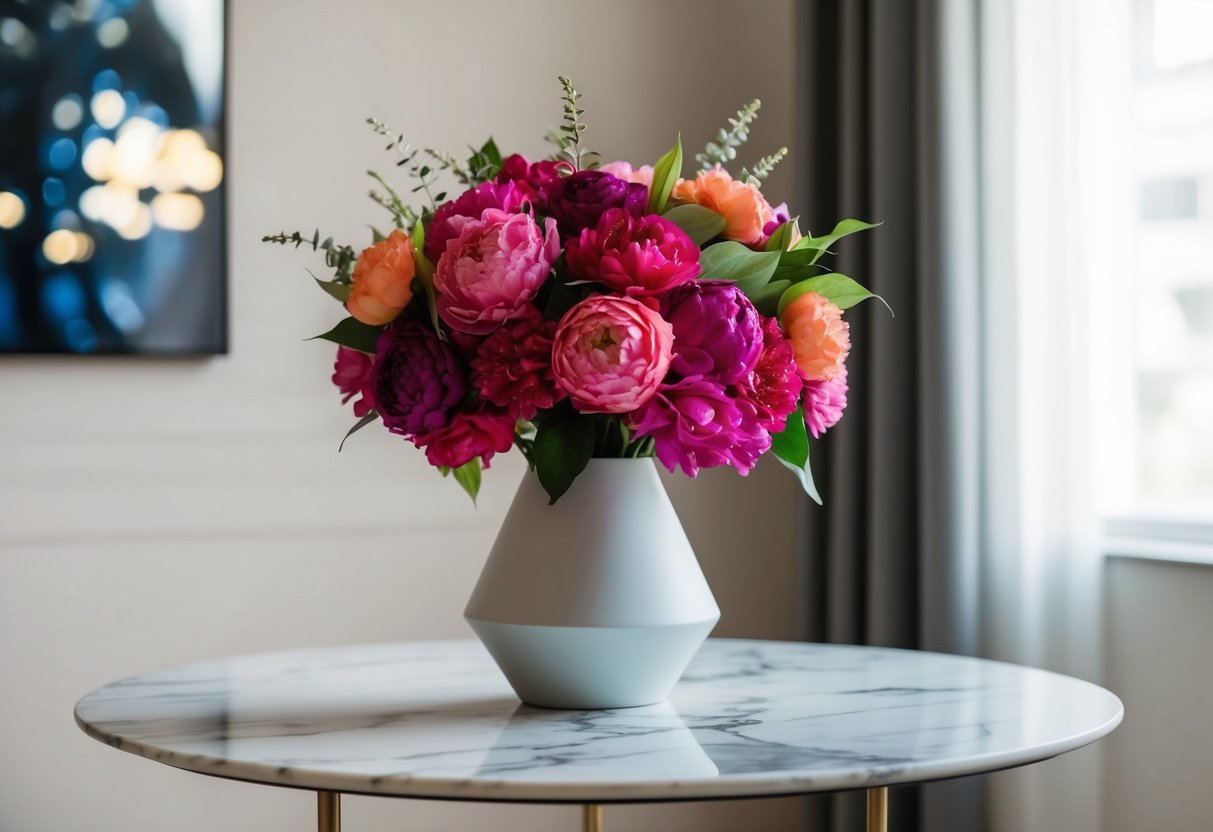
[661,281,763,384]
[551,295,674,413]
[373,318,468,437]
[425,181,528,263]
[414,403,516,470]
[803,370,848,438]
[471,306,567,420]
[332,346,377,418]
[564,208,701,297]
[434,208,560,335]
[545,169,647,239]
[629,378,771,477]
[738,317,803,431]
[495,154,561,210]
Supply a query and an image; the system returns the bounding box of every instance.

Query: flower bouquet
[266,77,880,506]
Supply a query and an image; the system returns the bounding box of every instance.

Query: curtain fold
[795,1,983,830]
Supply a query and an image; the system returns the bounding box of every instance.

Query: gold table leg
[866,787,888,832]
[318,791,341,832]
[582,803,603,832]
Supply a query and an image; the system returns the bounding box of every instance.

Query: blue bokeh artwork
[0,0,225,354]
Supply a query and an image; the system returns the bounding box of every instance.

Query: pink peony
[598,161,655,191]
[629,378,771,477]
[414,404,516,470]
[738,317,803,431]
[471,306,567,420]
[332,346,377,418]
[434,208,560,335]
[425,181,528,263]
[564,208,701,297]
[661,281,763,383]
[551,295,674,414]
[803,370,848,438]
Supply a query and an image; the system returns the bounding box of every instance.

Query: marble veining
[74,639,1122,802]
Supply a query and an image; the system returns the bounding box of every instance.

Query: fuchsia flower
[551,295,674,413]
[471,306,567,420]
[803,371,848,438]
[661,281,763,384]
[414,403,516,470]
[332,346,377,418]
[495,154,561,209]
[425,181,528,263]
[434,208,560,335]
[629,378,770,477]
[373,318,468,437]
[738,317,803,431]
[545,169,647,239]
[565,208,701,297]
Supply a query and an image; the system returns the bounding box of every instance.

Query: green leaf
[777,273,888,316]
[771,246,820,282]
[310,271,350,302]
[452,459,482,504]
[370,226,386,243]
[308,317,382,354]
[763,218,800,252]
[411,219,445,337]
[697,241,782,295]
[533,416,596,504]
[771,404,822,504]
[338,411,378,451]
[647,134,682,215]
[479,137,502,168]
[663,203,726,245]
[793,218,881,262]
[750,279,791,316]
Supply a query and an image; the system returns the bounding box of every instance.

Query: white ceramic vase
[465,458,720,709]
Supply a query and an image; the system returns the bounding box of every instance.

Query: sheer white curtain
[974,0,1130,830]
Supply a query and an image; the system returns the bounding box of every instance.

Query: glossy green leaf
[698,241,782,295]
[663,203,726,245]
[750,279,791,316]
[763,218,800,252]
[771,246,820,282]
[311,272,350,302]
[533,416,596,504]
[452,459,482,504]
[793,218,882,263]
[411,219,445,337]
[370,226,387,243]
[771,404,822,504]
[777,272,889,316]
[308,317,382,354]
[647,134,682,215]
[338,411,378,451]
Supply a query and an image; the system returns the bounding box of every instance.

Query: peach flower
[671,165,776,246]
[780,291,850,382]
[346,229,416,326]
[598,161,655,191]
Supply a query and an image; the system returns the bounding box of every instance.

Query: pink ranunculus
[803,370,848,438]
[738,316,803,431]
[471,305,567,421]
[414,403,517,470]
[551,295,674,414]
[598,161,655,191]
[495,154,561,209]
[434,208,560,335]
[564,208,701,297]
[425,181,528,263]
[332,346,377,418]
[629,377,771,477]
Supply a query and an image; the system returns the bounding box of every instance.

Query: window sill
[1101,516,1213,567]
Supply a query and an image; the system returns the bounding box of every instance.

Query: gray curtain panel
[795,1,983,830]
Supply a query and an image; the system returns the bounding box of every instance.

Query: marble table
[75,639,1122,832]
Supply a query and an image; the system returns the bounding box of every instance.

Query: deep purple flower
[425,181,528,263]
[661,281,763,384]
[545,169,647,239]
[373,318,468,437]
[738,317,803,431]
[495,154,561,210]
[803,370,848,438]
[629,377,771,477]
[564,208,700,296]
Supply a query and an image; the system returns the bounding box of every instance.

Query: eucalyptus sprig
[548,75,599,170]
[423,147,473,187]
[366,170,416,228]
[365,117,448,212]
[261,229,357,280]
[695,99,762,170]
[740,146,789,186]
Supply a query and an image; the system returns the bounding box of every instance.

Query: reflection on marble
[74,640,1122,802]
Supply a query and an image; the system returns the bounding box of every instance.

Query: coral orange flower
[671,165,776,246]
[780,291,850,382]
[346,229,416,326]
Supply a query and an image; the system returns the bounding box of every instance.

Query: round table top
[75,639,1122,803]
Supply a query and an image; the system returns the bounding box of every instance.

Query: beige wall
[0,1,805,830]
